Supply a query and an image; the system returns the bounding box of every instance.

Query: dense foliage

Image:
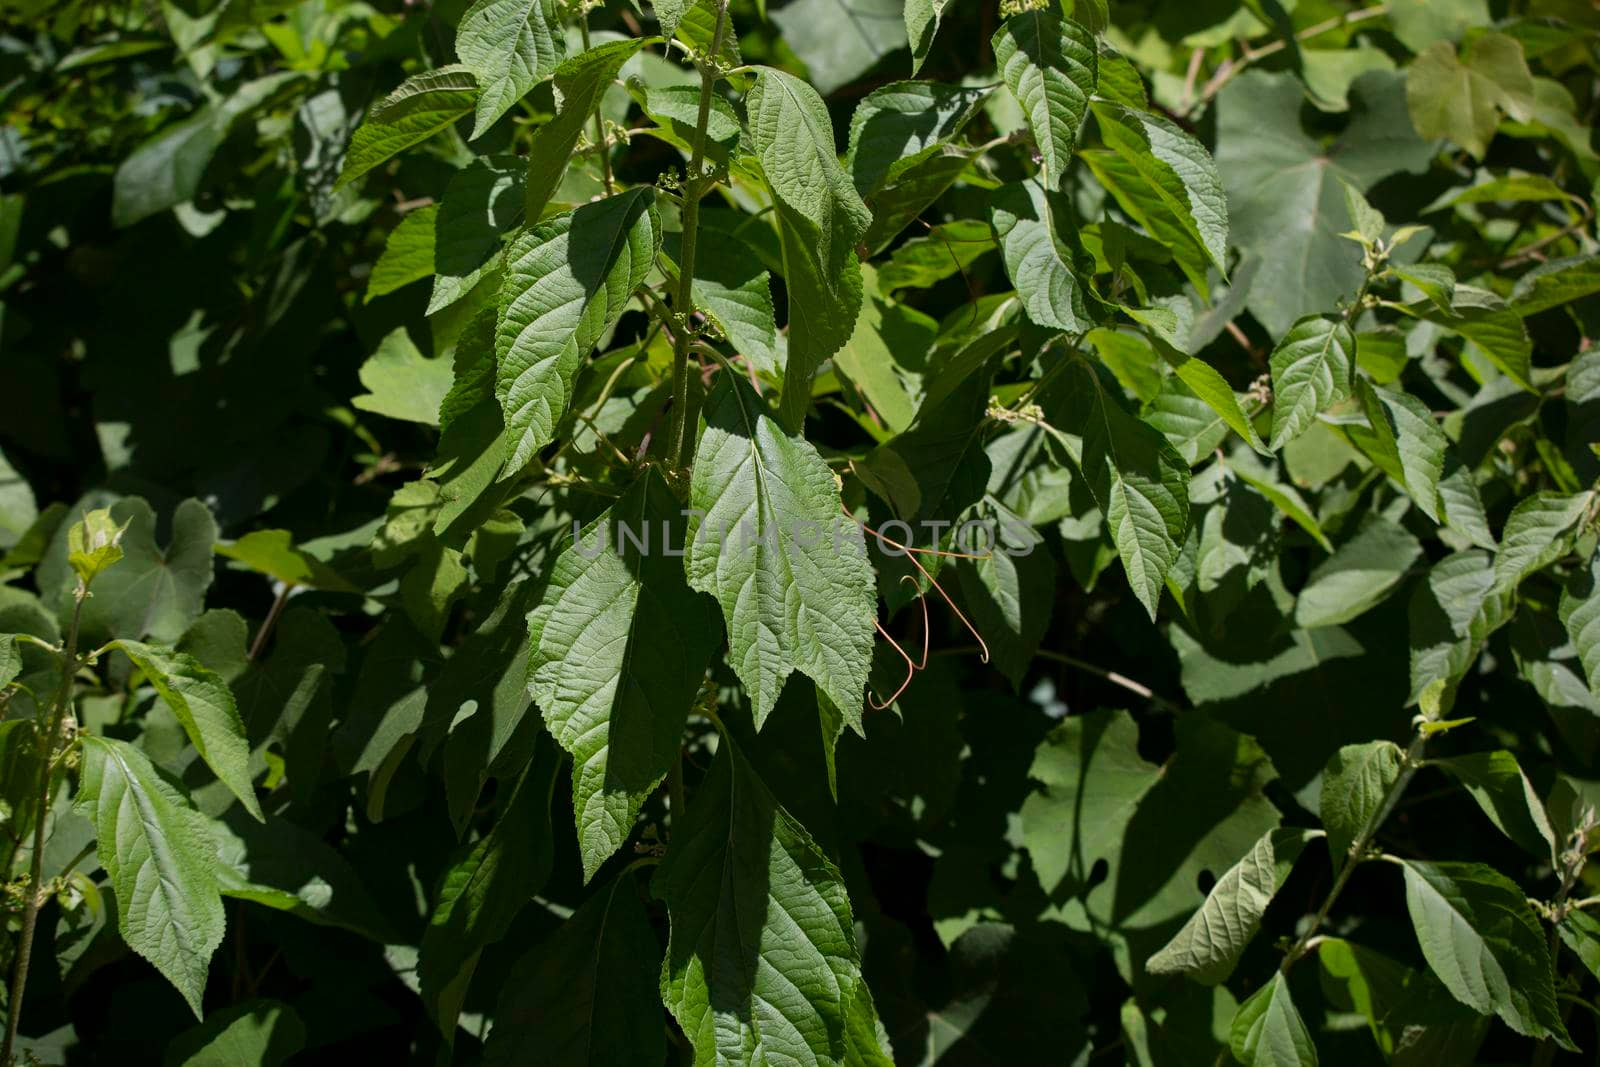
[2,0,1599,1063]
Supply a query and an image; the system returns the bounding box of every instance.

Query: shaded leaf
[116,639,261,820]
[528,469,721,879]
[685,374,876,728]
[1399,859,1572,1047]
[1146,828,1316,984]
[338,68,479,189]
[655,734,862,1065]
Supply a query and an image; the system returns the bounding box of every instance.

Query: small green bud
[67,508,129,590]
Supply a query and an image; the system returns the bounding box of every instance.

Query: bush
[2,1,1598,1064]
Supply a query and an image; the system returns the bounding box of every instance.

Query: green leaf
[1227,461,1333,551]
[1438,457,1497,550]
[67,506,130,588]
[1094,42,1147,109]
[637,84,743,163]
[905,0,952,76]
[495,187,661,473]
[430,154,525,315]
[954,502,1055,687]
[674,0,740,68]
[215,529,357,593]
[1346,379,1446,523]
[165,999,305,1067]
[685,374,877,728]
[992,11,1096,190]
[649,0,685,37]
[455,0,564,138]
[1320,741,1402,875]
[418,739,559,1029]
[1216,70,1432,335]
[366,205,438,302]
[114,73,299,227]
[1432,752,1558,865]
[1316,938,1489,1063]
[1159,346,1267,454]
[1356,327,1408,384]
[1409,550,1516,711]
[1494,490,1594,593]
[991,179,1090,333]
[0,632,19,689]
[1049,361,1190,620]
[208,810,398,943]
[1146,828,1316,984]
[400,540,469,642]
[857,366,993,524]
[1267,315,1356,450]
[847,81,988,196]
[770,0,906,96]
[1389,0,1488,52]
[1142,374,1235,466]
[1406,33,1534,159]
[1444,172,1571,206]
[1509,254,1600,317]
[1294,515,1423,629]
[1560,553,1600,697]
[655,734,863,1064]
[66,498,217,644]
[832,263,931,434]
[528,469,722,880]
[1231,972,1318,1066]
[116,639,262,821]
[859,147,974,253]
[1398,859,1573,1047]
[337,67,479,189]
[1087,100,1228,293]
[1558,909,1600,984]
[746,67,873,428]
[75,736,225,1017]
[522,40,645,223]
[678,219,781,376]
[1392,262,1455,313]
[1022,710,1281,930]
[1416,286,1533,390]
[876,218,994,293]
[483,873,666,1067]
[1299,43,1401,111]
[352,328,454,426]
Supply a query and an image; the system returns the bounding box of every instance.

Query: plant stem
[665,0,730,469]
[1034,649,1183,713]
[578,16,614,195]
[1282,729,1426,971]
[2,594,85,1067]
[248,582,292,662]
[666,752,686,838]
[1195,5,1388,109]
